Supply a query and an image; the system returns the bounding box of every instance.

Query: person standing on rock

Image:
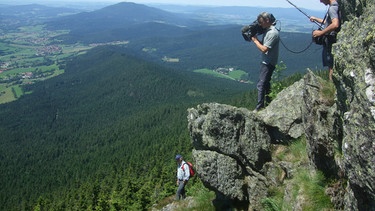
[310,0,341,81]
[251,12,280,112]
[175,154,190,200]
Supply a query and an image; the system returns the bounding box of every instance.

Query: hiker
[175,154,190,200]
[310,0,340,81]
[251,12,280,112]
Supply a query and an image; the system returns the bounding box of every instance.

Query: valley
[0,25,131,104]
[0,23,252,104]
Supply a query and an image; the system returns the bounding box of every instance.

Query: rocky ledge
[187,1,374,210]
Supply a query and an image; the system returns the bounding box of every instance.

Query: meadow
[194,68,250,82]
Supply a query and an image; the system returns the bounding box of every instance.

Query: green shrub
[268,62,303,101]
[263,137,333,211]
[268,61,287,100]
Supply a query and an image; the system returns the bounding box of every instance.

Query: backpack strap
[181,162,188,171]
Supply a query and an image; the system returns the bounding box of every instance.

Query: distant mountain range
[152,4,324,25]
[0,2,324,76]
[0,3,81,28]
[38,2,321,74]
[1,2,324,43]
[0,3,81,17]
[45,2,203,33]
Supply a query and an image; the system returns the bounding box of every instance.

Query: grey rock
[258,79,305,140]
[334,4,375,210]
[188,103,270,209]
[302,71,342,178]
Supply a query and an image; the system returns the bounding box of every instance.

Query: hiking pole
[285,0,321,27]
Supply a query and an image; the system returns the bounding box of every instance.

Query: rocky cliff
[187,1,374,210]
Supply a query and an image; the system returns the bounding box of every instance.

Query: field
[0,25,125,104]
[194,68,252,83]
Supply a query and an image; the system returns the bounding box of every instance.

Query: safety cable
[275,20,315,54]
[280,37,314,54]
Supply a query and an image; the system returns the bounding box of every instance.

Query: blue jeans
[176,180,186,200]
[256,63,275,110]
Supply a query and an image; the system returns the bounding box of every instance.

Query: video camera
[241,13,276,42]
[241,20,265,42]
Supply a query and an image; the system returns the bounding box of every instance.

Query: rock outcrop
[334,1,375,209]
[188,71,335,210]
[188,103,271,210]
[187,1,375,210]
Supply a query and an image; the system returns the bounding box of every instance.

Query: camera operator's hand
[312,30,324,38]
[252,35,269,53]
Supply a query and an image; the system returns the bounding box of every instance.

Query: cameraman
[251,12,280,112]
[310,0,340,81]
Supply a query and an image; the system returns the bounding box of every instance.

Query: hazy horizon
[1,0,326,11]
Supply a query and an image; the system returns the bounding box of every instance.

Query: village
[214,67,235,75]
[213,67,249,83]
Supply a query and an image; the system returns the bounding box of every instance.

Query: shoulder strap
[181,162,189,171]
[319,9,329,30]
[335,3,342,32]
[323,3,341,33]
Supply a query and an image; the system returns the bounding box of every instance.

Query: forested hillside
[0,46,251,210]
[127,25,322,76]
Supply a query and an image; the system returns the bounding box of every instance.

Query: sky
[3,0,327,11]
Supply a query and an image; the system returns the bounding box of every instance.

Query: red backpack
[182,161,195,177]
